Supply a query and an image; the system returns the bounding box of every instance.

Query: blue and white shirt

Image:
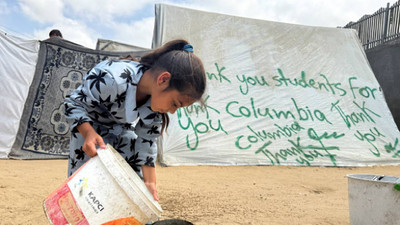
[64,59,162,178]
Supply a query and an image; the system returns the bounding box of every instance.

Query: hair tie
[182,44,194,53]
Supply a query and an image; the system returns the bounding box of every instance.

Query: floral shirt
[64,59,162,178]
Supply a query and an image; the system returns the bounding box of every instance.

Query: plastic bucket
[44,144,162,225]
[347,174,400,225]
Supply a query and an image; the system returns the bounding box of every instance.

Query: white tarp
[0,28,39,158]
[154,4,400,166]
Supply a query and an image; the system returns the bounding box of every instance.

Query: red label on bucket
[44,183,89,225]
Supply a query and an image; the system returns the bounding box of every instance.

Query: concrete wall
[366,38,400,129]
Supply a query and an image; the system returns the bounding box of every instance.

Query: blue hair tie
[182,44,194,53]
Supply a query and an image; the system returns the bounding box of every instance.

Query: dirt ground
[0,159,399,225]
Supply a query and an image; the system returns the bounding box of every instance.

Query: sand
[0,159,399,225]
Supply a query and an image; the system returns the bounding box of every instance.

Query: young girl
[64,39,206,201]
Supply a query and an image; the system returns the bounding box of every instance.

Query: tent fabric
[96,38,149,52]
[0,28,39,159]
[153,4,400,166]
[9,37,149,159]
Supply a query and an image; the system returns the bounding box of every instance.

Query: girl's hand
[82,132,106,157]
[77,122,106,157]
[145,181,159,201]
[142,165,158,201]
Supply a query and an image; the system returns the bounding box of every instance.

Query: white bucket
[44,144,162,225]
[347,174,400,225]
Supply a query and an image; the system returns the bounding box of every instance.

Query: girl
[64,39,206,201]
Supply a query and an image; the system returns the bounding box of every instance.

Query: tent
[153,4,400,166]
[0,28,39,158]
[1,4,399,167]
[96,38,149,52]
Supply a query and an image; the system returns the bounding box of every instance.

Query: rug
[10,37,148,159]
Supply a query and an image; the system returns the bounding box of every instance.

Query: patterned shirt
[64,59,162,178]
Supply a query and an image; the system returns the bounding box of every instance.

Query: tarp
[96,38,149,52]
[9,37,149,159]
[0,28,39,159]
[153,4,400,166]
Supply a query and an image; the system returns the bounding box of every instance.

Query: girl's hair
[139,39,207,133]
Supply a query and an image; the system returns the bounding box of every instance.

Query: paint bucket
[43,144,162,225]
[347,174,400,225]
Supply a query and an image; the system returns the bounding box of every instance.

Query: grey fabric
[366,38,400,129]
[10,37,148,159]
[96,38,150,52]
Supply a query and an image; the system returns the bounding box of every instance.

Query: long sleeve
[134,105,163,167]
[64,61,120,133]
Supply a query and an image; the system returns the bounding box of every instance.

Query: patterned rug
[10,37,148,159]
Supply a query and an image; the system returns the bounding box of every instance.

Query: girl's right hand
[77,122,106,157]
[82,132,106,157]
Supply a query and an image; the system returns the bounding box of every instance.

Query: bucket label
[86,191,105,213]
[75,177,89,196]
[59,191,86,224]
[74,177,105,213]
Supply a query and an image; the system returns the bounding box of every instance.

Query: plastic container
[44,144,162,225]
[347,174,400,225]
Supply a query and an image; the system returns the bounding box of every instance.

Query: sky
[0,0,397,49]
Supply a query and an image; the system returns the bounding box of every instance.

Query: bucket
[44,144,162,225]
[347,174,400,225]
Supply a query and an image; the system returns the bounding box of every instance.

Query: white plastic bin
[347,174,400,225]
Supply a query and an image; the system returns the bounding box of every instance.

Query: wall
[366,38,400,129]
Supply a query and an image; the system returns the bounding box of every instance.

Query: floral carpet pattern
[10,38,147,159]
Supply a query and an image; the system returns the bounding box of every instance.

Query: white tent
[0,28,39,158]
[153,4,400,166]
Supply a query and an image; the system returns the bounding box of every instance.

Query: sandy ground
[0,159,399,225]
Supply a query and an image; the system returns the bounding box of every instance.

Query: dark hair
[140,39,206,100]
[140,39,207,133]
[49,29,63,38]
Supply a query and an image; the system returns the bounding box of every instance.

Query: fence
[344,1,400,49]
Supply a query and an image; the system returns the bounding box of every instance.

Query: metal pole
[382,2,390,44]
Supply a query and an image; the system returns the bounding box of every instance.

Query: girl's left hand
[142,165,158,201]
[145,182,159,201]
